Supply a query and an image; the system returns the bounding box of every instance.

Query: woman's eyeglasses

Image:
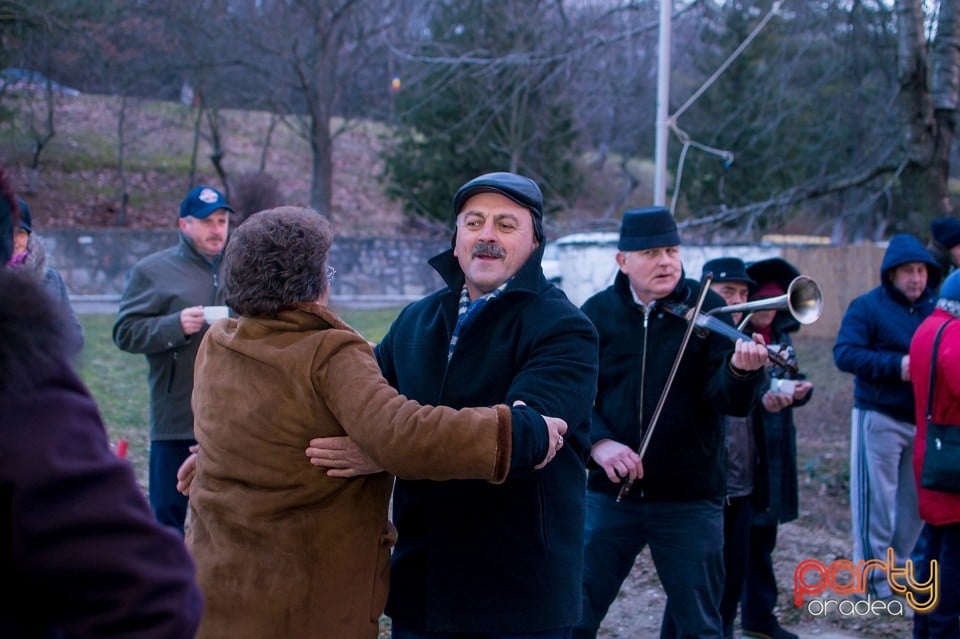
[326,265,336,282]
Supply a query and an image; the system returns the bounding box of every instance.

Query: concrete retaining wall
[42,229,892,340]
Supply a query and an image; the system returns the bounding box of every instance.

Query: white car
[542,242,562,285]
[0,68,80,96]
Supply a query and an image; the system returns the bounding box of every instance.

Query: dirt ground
[594,335,915,639]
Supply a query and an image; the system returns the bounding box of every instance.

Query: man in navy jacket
[834,233,942,599]
[376,172,599,637]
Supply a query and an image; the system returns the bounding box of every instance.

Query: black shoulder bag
[920,319,960,493]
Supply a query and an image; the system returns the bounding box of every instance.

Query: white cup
[770,378,796,396]
[202,306,229,323]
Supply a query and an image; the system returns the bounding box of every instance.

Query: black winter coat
[750,318,812,526]
[583,271,763,501]
[377,245,599,633]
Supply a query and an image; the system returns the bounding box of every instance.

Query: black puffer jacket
[583,271,763,501]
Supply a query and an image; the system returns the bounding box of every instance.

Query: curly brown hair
[0,167,20,264]
[223,206,333,318]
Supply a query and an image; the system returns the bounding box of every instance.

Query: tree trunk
[309,109,334,217]
[896,0,960,229]
[115,94,128,227]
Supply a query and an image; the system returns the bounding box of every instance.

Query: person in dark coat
[739,257,814,639]
[700,256,760,639]
[0,167,203,638]
[183,206,567,639]
[309,171,600,637]
[574,208,769,639]
[8,197,84,355]
[113,185,232,535]
[834,233,942,599]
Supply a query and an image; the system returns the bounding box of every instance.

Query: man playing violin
[573,207,768,639]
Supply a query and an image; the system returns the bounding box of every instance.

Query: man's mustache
[473,244,506,258]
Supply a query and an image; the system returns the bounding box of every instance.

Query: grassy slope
[77,307,401,488]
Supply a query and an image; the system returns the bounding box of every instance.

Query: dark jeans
[913,522,960,639]
[391,627,572,639]
[148,438,195,536]
[574,490,724,639]
[741,523,781,634]
[720,496,753,638]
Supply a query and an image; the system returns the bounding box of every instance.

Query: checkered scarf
[447,279,510,362]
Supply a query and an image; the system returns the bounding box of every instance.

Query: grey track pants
[849,407,923,598]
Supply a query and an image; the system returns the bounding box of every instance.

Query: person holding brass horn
[574,208,769,639]
[699,256,762,639]
[834,233,942,600]
[739,257,814,639]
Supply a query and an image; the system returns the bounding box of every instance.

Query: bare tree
[174,0,401,216]
[895,0,960,230]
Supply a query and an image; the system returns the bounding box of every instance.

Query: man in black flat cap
[309,171,600,638]
[574,208,769,639]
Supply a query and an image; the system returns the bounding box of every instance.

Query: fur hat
[617,207,680,251]
[746,257,800,293]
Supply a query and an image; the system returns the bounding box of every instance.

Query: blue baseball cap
[179,186,234,219]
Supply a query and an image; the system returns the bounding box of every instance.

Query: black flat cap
[703,257,755,286]
[452,172,543,221]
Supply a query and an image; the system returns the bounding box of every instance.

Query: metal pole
[653,0,672,207]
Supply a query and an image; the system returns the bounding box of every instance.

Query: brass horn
[706,275,823,327]
[679,275,823,373]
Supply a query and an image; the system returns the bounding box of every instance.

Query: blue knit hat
[940,269,960,304]
[0,195,12,263]
[0,170,16,263]
[16,198,31,233]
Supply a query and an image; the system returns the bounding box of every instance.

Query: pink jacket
[910,308,960,525]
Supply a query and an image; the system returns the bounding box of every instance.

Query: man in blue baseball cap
[113,184,233,534]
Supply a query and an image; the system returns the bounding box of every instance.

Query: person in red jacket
[909,268,960,639]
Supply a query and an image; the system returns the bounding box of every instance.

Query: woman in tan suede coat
[186,207,565,639]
